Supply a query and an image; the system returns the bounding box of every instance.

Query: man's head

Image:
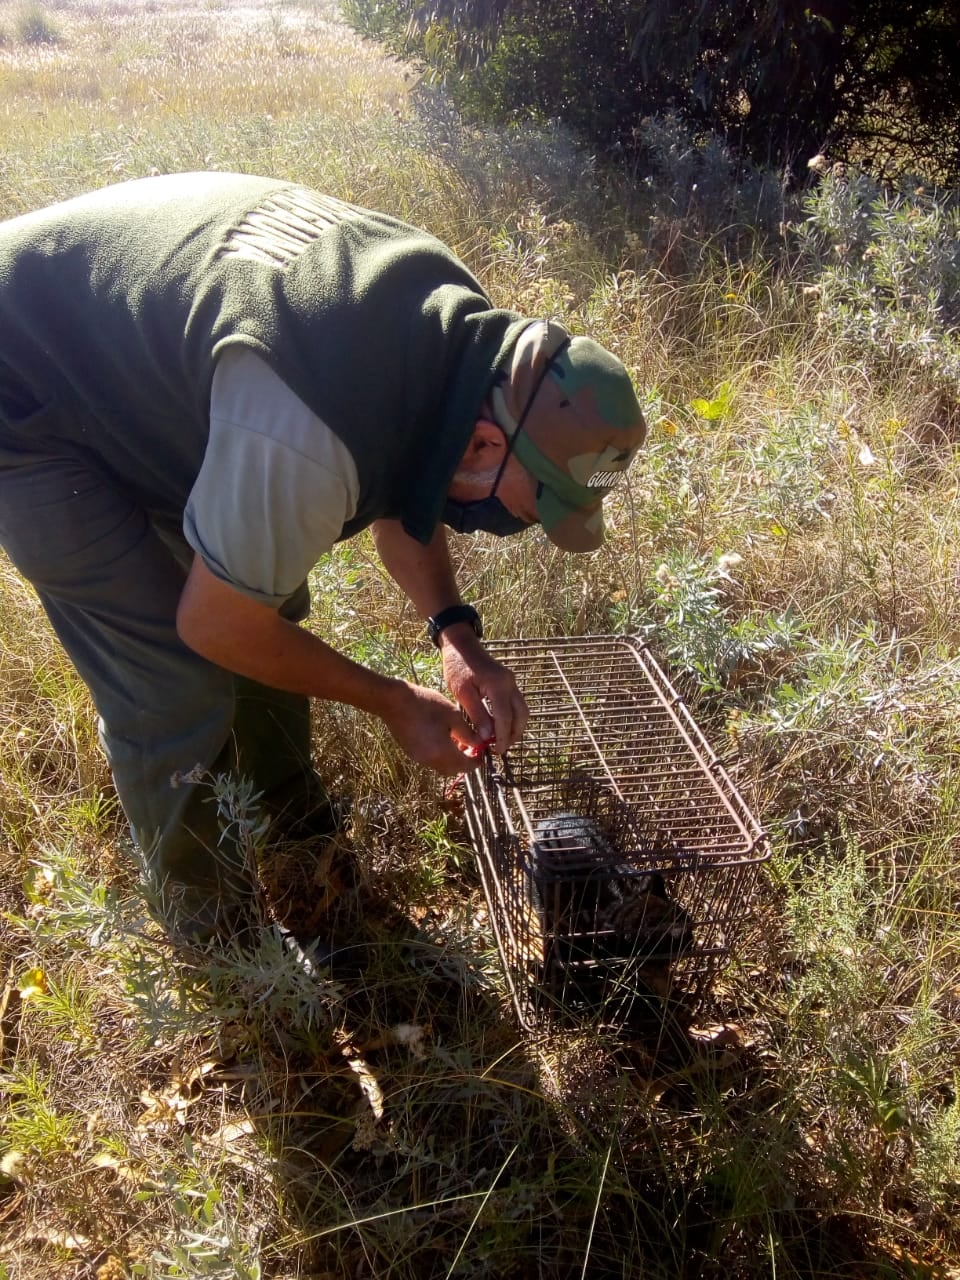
[446,320,647,550]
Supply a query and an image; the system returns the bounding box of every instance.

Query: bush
[797,170,960,411]
[14,4,60,45]
[340,1,960,182]
[625,114,789,268]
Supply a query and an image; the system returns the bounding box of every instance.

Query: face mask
[442,495,535,537]
[445,330,571,541]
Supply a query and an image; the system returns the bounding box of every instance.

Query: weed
[798,170,960,409]
[630,550,806,695]
[1,1063,82,1163]
[415,811,476,895]
[13,4,59,45]
[913,1084,960,1217]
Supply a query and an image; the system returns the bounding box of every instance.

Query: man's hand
[369,519,529,757]
[177,556,489,776]
[438,623,529,756]
[379,679,489,775]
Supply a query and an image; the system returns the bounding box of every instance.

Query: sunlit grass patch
[0,0,412,214]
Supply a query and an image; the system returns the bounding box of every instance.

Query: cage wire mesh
[461,635,769,1032]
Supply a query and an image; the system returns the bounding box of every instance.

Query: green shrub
[633,550,806,695]
[797,170,960,406]
[14,4,60,45]
[339,0,405,47]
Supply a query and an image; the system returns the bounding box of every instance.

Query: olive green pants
[0,428,326,937]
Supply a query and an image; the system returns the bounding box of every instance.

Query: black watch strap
[427,604,483,648]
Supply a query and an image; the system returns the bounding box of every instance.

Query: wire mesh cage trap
[461,634,770,1033]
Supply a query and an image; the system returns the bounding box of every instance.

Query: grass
[1,1,960,1277]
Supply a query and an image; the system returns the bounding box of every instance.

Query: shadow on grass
[188,843,915,1280]
[0,825,937,1278]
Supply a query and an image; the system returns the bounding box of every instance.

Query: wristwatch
[427,604,483,648]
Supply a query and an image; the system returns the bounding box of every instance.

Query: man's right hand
[177,556,486,777]
[379,680,486,776]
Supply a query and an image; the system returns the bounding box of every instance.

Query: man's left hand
[438,624,528,755]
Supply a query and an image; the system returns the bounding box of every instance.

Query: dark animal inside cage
[529,813,694,962]
[527,813,694,1026]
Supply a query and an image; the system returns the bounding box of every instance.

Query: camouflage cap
[490,319,646,551]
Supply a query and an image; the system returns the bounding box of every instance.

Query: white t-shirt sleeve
[184,345,359,608]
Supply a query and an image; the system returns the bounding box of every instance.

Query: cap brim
[537,490,605,552]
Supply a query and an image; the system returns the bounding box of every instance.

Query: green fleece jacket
[0,172,526,543]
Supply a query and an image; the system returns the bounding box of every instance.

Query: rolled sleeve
[184,345,359,608]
